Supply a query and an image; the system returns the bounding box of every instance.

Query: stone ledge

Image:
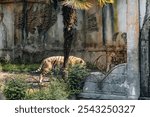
[78,92,128,100]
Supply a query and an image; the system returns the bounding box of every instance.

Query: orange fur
[35,56,85,83]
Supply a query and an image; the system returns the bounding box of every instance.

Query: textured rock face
[0,1,127,66]
[140,17,150,97]
[99,64,128,96]
[79,63,131,99]
[83,72,105,93]
[0,1,142,99]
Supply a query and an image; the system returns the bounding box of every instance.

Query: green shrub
[26,79,69,100]
[3,79,27,100]
[0,57,10,64]
[67,65,90,95]
[48,64,90,96]
[86,62,98,71]
[2,64,90,100]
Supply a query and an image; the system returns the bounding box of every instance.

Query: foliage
[26,64,90,99]
[1,63,39,72]
[62,0,114,9]
[3,78,27,100]
[26,79,69,100]
[0,55,11,64]
[3,77,69,100]
[67,65,90,95]
[1,63,90,100]
[86,62,99,71]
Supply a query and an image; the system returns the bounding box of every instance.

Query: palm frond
[62,0,93,10]
[97,0,114,7]
[62,0,114,9]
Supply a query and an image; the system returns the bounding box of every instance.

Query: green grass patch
[0,63,39,72]
[26,79,69,100]
[1,64,90,100]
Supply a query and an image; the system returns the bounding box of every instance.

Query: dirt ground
[0,71,47,99]
[0,72,16,80]
[0,71,41,90]
[0,71,50,87]
[0,71,33,80]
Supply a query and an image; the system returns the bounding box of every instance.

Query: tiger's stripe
[34,56,86,83]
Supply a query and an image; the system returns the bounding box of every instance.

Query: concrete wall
[0,0,145,100]
[0,1,127,73]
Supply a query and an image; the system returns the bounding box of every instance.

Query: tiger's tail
[31,60,45,73]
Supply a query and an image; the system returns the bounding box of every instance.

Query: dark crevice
[148,29,150,97]
[22,0,28,46]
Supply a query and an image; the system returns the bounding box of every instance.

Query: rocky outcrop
[79,63,129,100]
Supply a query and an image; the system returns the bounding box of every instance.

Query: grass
[0,63,90,100]
[25,78,69,100]
[0,63,39,92]
[0,63,39,72]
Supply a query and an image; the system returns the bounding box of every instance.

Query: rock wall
[0,0,127,74]
[0,0,143,100]
[79,63,128,99]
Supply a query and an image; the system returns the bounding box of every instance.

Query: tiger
[34,56,86,83]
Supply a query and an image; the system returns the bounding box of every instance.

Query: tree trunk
[62,5,77,78]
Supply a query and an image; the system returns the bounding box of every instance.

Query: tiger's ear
[80,60,83,63]
[121,32,127,43]
[80,60,85,65]
[113,32,119,41]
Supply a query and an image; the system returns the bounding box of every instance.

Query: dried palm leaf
[97,0,114,7]
[62,0,93,10]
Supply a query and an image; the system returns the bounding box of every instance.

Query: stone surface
[0,1,127,66]
[140,16,150,97]
[127,0,140,99]
[83,72,105,93]
[79,63,129,99]
[0,0,145,100]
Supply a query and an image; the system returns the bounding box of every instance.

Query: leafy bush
[26,79,69,100]
[0,56,10,64]
[26,65,89,99]
[3,79,27,100]
[86,62,99,71]
[67,65,89,95]
[2,64,90,100]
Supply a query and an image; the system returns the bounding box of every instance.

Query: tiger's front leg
[39,70,49,83]
[39,74,44,83]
